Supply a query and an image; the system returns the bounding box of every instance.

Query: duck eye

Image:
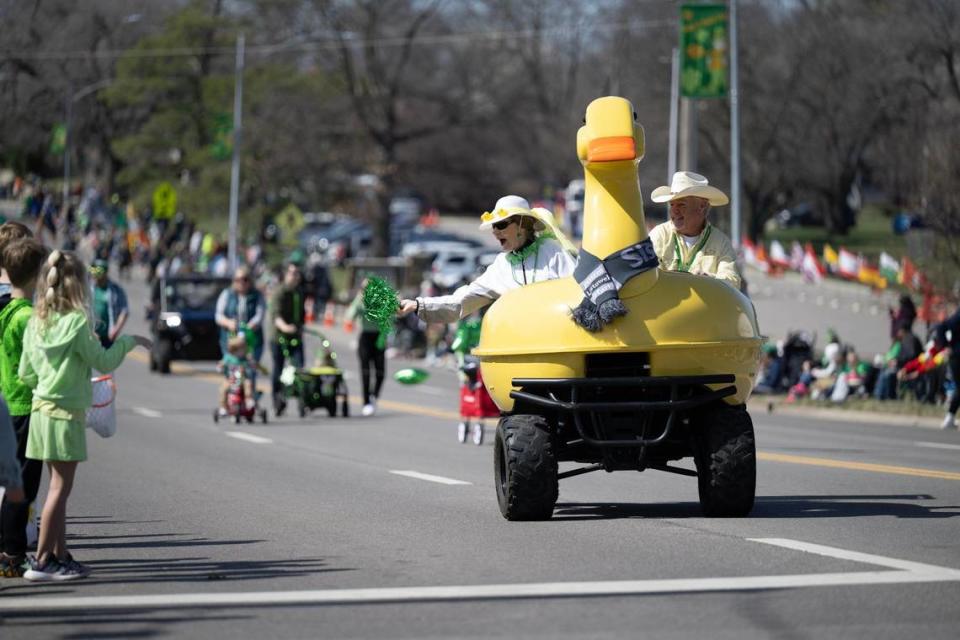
[633,111,638,121]
[582,116,586,124]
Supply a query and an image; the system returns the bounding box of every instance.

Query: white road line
[915,441,960,451]
[390,470,472,485]
[224,431,273,445]
[1,538,958,613]
[748,538,960,574]
[131,407,163,418]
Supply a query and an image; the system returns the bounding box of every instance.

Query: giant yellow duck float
[474,96,762,521]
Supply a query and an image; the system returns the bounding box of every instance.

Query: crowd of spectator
[754,293,958,427]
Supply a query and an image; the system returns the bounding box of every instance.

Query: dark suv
[149,275,230,373]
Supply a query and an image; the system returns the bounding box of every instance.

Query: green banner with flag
[50,123,67,155]
[680,4,728,99]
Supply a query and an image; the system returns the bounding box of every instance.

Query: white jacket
[417,237,576,323]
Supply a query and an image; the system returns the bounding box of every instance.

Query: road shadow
[1,610,253,638]
[1,518,353,596]
[553,494,960,520]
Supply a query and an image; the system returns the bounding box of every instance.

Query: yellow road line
[127,350,461,419]
[759,452,960,482]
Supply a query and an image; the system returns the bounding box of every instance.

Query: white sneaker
[362,403,375,417]
[471,423,483,445]
[457,422,467,443]
[942,413,957,430]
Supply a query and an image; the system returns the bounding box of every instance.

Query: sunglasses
[492,217,518,231]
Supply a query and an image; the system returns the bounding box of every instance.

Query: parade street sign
[275,203,305,244]
[680,4,728,98]
[152,181,178,220]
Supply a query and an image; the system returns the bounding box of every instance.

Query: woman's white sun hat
[651,171,729,206]
[479,195,578,255]
[479,195,548,231]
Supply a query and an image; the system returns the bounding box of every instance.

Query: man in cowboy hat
[648,171,741,289]
[398,195,576,322]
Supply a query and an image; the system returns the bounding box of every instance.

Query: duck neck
[581,162,648,259]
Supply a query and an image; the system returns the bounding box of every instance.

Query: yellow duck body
[473,96,762,411]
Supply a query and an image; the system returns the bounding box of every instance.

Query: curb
[748,397,945,429]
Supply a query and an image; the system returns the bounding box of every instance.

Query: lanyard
[512,246,540,285]
[673,225,712,272]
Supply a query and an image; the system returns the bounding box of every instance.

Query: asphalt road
[1,278,958,639]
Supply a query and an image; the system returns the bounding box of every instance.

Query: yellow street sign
[275,203,305,243]
[152,182,178,220]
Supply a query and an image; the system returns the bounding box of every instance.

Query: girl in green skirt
[18,251,152,581]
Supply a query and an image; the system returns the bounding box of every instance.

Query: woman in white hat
[648,171,741,289]
[398,195,576,322]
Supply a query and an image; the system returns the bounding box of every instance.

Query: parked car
[149,275,230,374]
[430,248,481,289]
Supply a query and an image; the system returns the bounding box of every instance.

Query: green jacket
[19,311,135,412]
[0,298,33,415]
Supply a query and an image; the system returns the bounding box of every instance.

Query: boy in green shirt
[0,238,47,577]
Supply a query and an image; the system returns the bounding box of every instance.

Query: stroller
[457,356,499,445]
[278,331,350,419]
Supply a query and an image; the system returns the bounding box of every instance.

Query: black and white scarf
[571,237,659,332]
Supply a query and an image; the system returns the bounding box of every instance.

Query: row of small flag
[741,238,927,291]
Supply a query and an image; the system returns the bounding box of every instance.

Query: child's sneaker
[60,554,91,578]
[457,422,467,443]
[23,556,67,582]
[942,413,957,430]
[217,407,229,418]
[0,553,28,578]
[471,423,484,446]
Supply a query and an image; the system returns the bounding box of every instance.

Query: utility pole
[729,0,741,250]
[228,33,245,270]
[668,47,680,182]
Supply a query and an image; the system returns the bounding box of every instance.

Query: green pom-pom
[394,368,430,385]
[362,276,399,342]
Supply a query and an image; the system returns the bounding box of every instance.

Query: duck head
[576,96,648,260]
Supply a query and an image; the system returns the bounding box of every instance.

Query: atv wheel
[154,339,173,374]
[340,397,350,417]
[494,414,558,521]
[694,403,756,517]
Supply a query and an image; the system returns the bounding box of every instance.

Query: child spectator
[0,221,33,304]
[18,250,151,582]
[217,334,257,418]
[0,238,47,578]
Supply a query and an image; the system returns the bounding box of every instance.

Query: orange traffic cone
[323,306,336,328]
[305,297,315,325]
[343,318,355,333]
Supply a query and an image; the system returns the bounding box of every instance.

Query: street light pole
[729,0,742,250]
[62,81,73,209]
[227,33,245,270]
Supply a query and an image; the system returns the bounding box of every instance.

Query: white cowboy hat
[478,195,549,231]
[650,171,729,206]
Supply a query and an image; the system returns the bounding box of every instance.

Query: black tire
[693,403,756,517]
[326,400,336,418]
[233,414,241,424]
[340,397,350,418]
[260,409,268,424]
[154,339,173,375]
[149,353,158,372]
[212,410,219,424]
[298,399,307,419]
[494,414,558,521]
